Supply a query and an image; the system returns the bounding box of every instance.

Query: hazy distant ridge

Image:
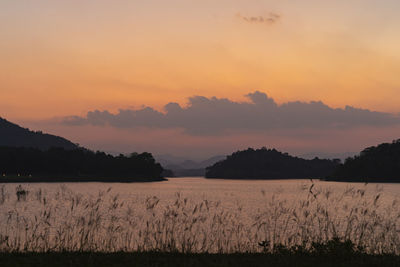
[155,154,226,177]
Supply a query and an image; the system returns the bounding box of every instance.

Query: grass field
[0,183,399,266]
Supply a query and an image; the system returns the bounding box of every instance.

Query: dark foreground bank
[1,252,399,267]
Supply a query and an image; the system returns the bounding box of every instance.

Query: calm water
[2,178,400,253]
[3,177,400,212]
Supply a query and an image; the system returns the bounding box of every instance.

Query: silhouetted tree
[330,139,400,182]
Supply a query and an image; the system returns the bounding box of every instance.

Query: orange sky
[1,1,400,120]
[1,1,400,157]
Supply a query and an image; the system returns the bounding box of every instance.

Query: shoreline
[0,176,167,183]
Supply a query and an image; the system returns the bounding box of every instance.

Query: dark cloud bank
[236,13,281,25]
[63,91,400,135]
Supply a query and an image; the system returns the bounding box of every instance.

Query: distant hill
[328,140,400,182]
[205,148,339,179]
[0,117,78,150]
[155,154,226,177]
[198,155,227,169]
[155,154,188,167]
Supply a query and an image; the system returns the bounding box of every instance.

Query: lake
[1,178,399,253]
[3,177,400,204]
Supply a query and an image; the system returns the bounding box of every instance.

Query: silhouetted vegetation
[1,251,399,267]
[0,183,399,262]
[329,139,400,182]
[0,117,78,150]
[0,147,164,182]
[205,148,340,179]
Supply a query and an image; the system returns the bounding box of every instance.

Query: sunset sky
[1,1,400,158]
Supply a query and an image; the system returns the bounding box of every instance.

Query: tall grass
[0,183,399,254]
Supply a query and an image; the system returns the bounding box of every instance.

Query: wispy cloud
[236,12,281,25]
[62,91,400,136]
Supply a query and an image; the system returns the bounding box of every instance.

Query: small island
[205,147,340,179]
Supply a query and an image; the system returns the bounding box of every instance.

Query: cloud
[236,13,281,25]
[63,91,400,135]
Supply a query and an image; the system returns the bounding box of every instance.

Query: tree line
[0,147,164,181]
[329,139,400,182]
[206,140,400,182]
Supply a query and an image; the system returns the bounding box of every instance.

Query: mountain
[155,154,226,177]
[205,147,339,179]
[328,139,400,182]
[198,155,227,169]
[154,154,188,167]
[0,117,164,181]
[0,117,78,150]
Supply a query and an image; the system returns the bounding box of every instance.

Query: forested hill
[0,147,164,181]
[329,140,400,182]
[0,117,78,150]
[205,148,340,179]
[0,117,165,181]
